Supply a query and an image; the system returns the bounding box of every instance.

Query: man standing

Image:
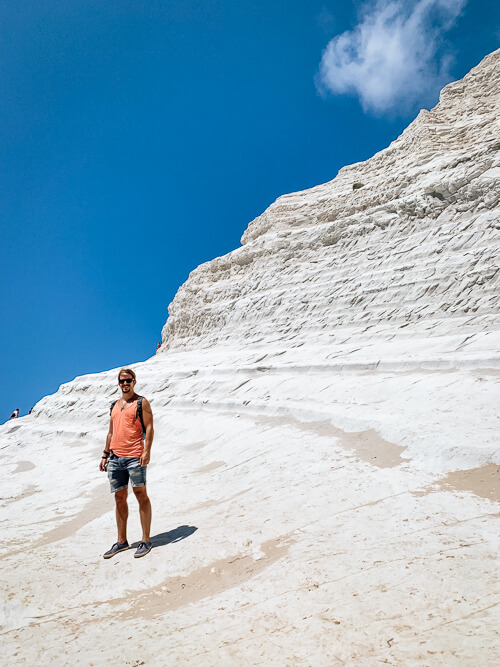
[99,368,154,558]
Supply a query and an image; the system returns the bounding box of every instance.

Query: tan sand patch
[336,427,406,468]
[21,536,293,633]
[0,484,39,506]
[187,488,253,512]
[36,483,110,547]
[194,460,226,473]
[474,368,500,377]
[115,535,293,620]
[256,414,405,469]
[13,461,36,473]
[183,440,207,451]
[438,463,500,502]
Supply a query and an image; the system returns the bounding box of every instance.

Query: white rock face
[162,49,499,354]
[1,51,499,665]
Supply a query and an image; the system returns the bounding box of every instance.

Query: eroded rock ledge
[161,49,500,353]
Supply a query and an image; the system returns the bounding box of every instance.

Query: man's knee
[132,485,149,502]
[115,488,128,505]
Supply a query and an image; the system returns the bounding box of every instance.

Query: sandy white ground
[1,51,499,665]
[1,341,499,665]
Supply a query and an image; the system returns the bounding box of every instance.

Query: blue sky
[1,0,498,420]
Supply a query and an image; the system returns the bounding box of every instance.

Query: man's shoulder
[139,396,152,412]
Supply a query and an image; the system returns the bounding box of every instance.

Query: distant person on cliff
[155,342,161,354]
[10,408,19,419]
[99,368,154,559]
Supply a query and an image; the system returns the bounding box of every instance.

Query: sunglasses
[119,378,134,384]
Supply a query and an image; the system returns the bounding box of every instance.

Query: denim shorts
[107,454,147,493]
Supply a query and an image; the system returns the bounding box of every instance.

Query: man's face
[118,374,136,394]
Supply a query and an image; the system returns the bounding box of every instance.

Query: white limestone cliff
[1,50,499,665]
[161,49,499,355]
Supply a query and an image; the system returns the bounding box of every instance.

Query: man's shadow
[131,525,198,549]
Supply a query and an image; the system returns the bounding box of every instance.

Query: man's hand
[140,450,150,466]
[99,457,107,472]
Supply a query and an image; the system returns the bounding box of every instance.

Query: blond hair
[118,368,136,381]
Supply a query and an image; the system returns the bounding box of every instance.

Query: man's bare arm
[99,417,113,471]
[140,398,154,466]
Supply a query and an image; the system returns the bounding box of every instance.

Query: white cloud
[317,0,467,115]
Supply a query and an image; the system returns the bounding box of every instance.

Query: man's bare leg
[132,486,151,542]
[115,487,129,543]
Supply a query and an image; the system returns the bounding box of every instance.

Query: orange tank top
[111,399,144,458]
